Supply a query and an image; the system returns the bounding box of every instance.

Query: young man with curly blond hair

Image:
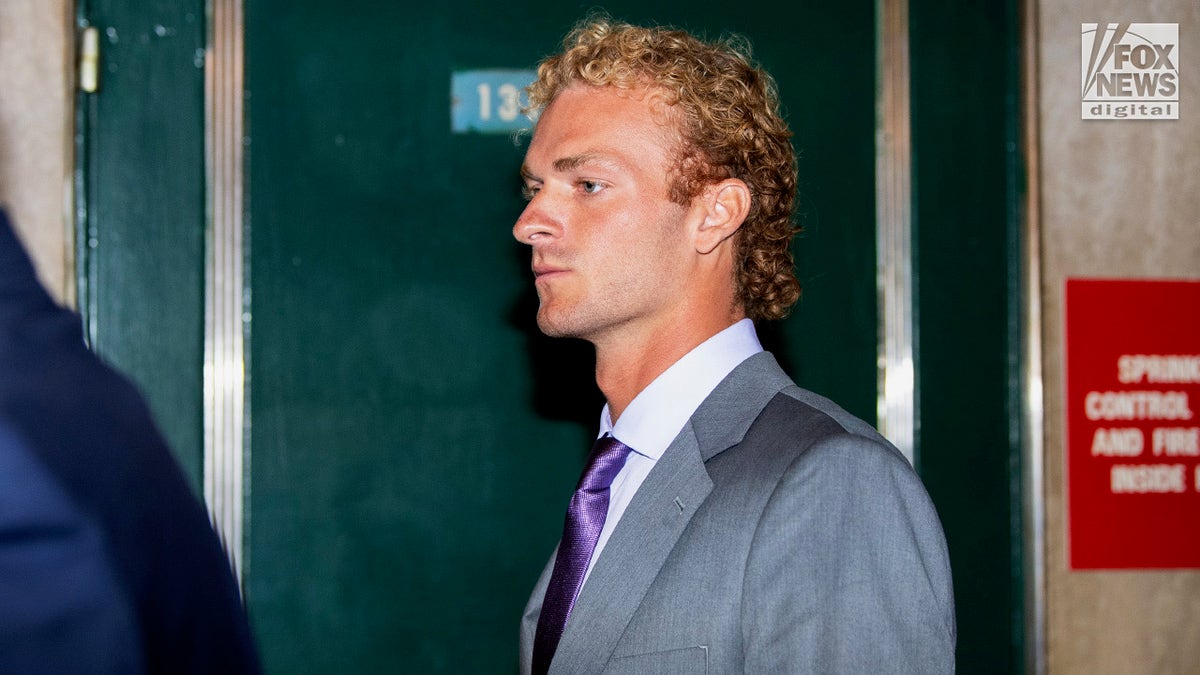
[515,17,956,674]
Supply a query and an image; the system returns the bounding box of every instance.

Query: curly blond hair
[527,17,801,321]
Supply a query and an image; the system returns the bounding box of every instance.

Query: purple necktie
[531,435,634,675]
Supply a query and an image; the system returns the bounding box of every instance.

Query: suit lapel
[545,352,796,673]
[550,424,711,674]
[687,352,794,462]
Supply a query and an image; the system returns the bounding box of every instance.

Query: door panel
[243,2,874,671]
[77,0,207,490]
[910,1,1024,670]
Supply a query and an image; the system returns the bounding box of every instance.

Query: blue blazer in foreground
[0,209,261,674]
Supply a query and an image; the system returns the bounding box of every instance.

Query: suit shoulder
[749,387,909,468]
[775,386,884,441]
[704,388,919,509]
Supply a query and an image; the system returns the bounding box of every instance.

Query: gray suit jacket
[520,352,956,673]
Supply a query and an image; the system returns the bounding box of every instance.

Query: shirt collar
[598,318,763,460]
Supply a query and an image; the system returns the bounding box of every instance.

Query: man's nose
[513,196,559,245]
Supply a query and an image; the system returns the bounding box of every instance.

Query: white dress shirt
[582,318,763,583]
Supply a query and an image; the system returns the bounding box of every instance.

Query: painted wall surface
[0,0,73,304]
[1039,2,1200,673]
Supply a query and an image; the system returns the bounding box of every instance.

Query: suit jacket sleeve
[741,432,956,673]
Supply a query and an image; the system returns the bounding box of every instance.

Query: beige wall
[1038,1,1200,673]
[0,0,73,304]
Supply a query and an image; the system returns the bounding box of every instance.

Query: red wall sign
[1066,278,1200,569]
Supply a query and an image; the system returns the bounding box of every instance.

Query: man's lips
[532,264,569,280]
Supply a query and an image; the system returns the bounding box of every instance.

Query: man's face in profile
[513,84,699,346]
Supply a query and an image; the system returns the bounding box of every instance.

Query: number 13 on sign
[452,70,536,134]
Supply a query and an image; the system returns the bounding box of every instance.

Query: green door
[242,3,876,670]
[79,0,1020,671]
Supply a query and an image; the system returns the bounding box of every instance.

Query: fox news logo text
[1082,23,1179,120]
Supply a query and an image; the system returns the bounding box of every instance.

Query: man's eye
[521,184,540,200]
[580,181,603,194]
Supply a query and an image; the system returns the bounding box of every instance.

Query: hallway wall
[1037,2,1200,673]
[0,0,73,304]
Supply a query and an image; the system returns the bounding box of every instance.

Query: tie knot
[578,435,633,492]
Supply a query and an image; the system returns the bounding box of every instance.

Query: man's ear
[694,178,750,254]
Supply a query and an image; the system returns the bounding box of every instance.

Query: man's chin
[536,315,571,338]
[535,308,581,339]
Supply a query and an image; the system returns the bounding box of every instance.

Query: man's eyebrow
[552,152,623,173]
[521,152,626,182]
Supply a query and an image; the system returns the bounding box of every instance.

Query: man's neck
[593,312,744,422]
